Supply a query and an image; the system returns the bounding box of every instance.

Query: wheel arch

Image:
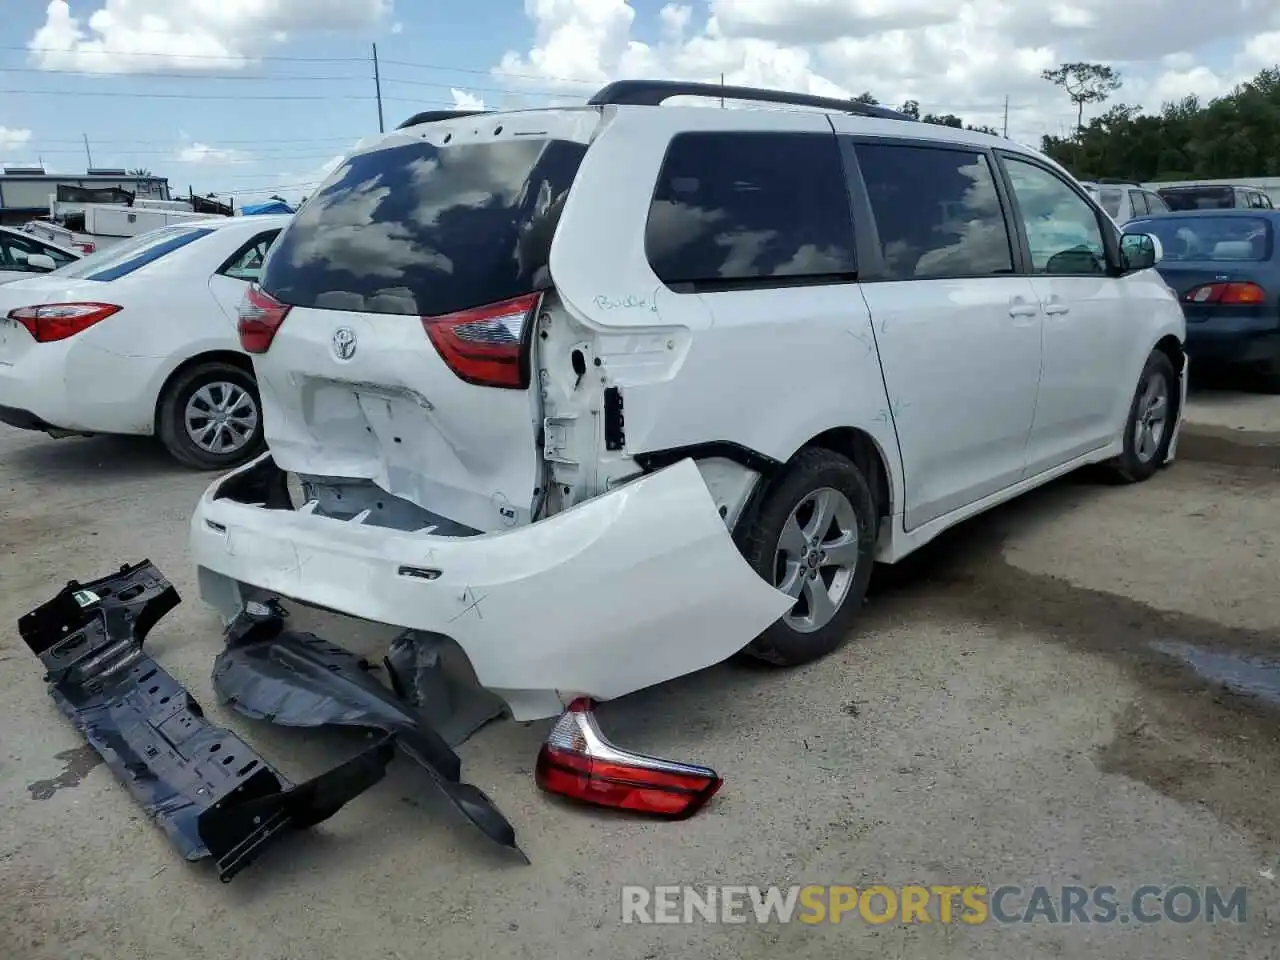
[796,426,895,526]
[152,349,255,434]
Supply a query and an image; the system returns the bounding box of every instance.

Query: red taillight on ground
[8,302,121,343]
[535,698,724,819]
[422,292,540,389]
[1182,281,1267,305]
[238,285,292,354]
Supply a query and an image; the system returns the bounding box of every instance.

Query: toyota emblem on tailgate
[331,326,357,360]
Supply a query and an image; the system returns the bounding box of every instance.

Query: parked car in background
[0,214,290,468]
[0,225,81,284]
[1124,209,1280,386]
[1081,180,1170,224]
[1156,183,1274,211]
[188,80,1186,756]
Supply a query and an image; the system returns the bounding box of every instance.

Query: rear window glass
[260,138,586,317]
[55,225,213,281]
[1159,187,1235,210]
[1095,186,1124,218]
[1127,216,1271,261]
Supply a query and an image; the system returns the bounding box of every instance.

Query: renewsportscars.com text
[621,884,1247,925]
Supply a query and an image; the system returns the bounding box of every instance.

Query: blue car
[1125,209,1280,384]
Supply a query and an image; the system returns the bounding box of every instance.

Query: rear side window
[54,225,214,282]
[1144,191,1170,213]
[260,138,586,317]
[855,142,1013,280]
[1127,190,1149,217]
[1126,216,1271,262]
[645,132,856,290]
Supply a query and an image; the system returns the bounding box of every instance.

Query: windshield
[1127,216,1271,261]
[1159,187,1235,211]
[260,137,587,317]
[55,225,214,281]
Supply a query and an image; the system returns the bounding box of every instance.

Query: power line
[0,65,373,82]
[1,44,370,63]
[0,87,377,101]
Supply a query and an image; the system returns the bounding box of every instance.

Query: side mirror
[1120,232,1162,271]
[25,253,58,273]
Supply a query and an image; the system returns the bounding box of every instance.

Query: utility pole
[82,133,94,169]
[1002,95,1009,138]
[372,43,385,134]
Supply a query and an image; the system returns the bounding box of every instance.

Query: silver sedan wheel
[184,381,259,456]
[1133,370,1170,463]
[774,487,861,634]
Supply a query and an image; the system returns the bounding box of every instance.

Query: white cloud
[492,0,1280,144]
[28,0,393,73]
[174,141,253,164]
[391,21,404,34]
[451,88,487,110]
[0,127,34,151]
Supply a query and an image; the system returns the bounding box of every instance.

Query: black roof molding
[396,109,492,130]
[588,79,915,121]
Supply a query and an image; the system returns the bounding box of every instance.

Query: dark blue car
[1124,209,1280,383]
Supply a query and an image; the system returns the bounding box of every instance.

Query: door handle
[1043,302,1070,316]
[1008,300,1040,318]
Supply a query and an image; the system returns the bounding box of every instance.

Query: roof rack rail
[587,80,914,121]
[396,109,490,130]
[1095,177,1139,185]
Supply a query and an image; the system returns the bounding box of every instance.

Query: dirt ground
[2,426,1279,959]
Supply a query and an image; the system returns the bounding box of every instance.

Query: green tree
[898,99,921,120]
[127,167,153,177]
[1038,65,1280,181]
[1041,62,1123,138]
[851,91,879,105]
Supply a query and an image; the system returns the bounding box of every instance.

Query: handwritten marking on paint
[875,398,911,424]
[845,329,875,359]
[594,294,658,313]
[449,586,488,623]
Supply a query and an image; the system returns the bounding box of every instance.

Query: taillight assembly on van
[8,302,121,342]
[422,292,540,389]
[238,285,292,354]
[535,698,724,819]
[1182,281,1267,305]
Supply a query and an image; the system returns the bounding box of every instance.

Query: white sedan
[0,214,291,469]
[0,225,82,284]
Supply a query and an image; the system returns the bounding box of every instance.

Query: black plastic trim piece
[397,109,491,129]
[633,442,782,475]
[214,605,525,861]
[604,386,625,451]
[18,561,394,882]
[588,80,914,121]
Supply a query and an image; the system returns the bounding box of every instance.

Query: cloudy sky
[1,0,1278,203]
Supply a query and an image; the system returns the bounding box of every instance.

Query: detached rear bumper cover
[18,562,394,882]
[190,456,794,721]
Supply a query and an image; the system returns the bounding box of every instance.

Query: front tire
[734,448,878,666]
[1107,349,1177,483]
[157,361,265,470]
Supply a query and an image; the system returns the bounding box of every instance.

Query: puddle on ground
[1150,640,1280,706]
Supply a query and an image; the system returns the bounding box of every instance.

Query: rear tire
[157,361,265,471]
[1106,349,1177,483]
[734,448,877,666]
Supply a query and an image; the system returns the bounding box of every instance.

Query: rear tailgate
[250,108,603,534]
